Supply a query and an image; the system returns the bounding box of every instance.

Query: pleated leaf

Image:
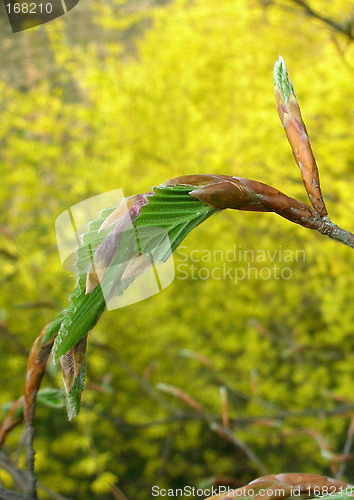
[53,184,217,362]
[49,184,218,418]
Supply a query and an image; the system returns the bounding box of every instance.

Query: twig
[110,485,129,500]
[0,452,27,493]
[0,398,25,449]
[289,0,354,40]
[0,327,29,357]
[314,217,354,249]
[210,423,269,475]
[330,34,354,71]
[23,410,37,500]
[0,487,25,500]
[0,319,60,450]
[157,383,269,475]
[220,386,230,428]
[22,324,61,500]
[336,416,354,480]
[157,383,206,415]
[37,482,73,500]
[0,452,70,500]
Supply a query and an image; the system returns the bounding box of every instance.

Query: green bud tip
[274,56,296,104]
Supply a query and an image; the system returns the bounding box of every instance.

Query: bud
[274,56,327,217]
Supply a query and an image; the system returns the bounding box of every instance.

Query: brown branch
[110,485,129,500]
[22,320,65,499]
[157,383,206,415]
[166,175,354,249]
[289,0,354,40]
[0,397,24,449]
[0,320,62,499]
[0,319,60,451]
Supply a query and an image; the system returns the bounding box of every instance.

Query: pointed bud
[274,56,327,217]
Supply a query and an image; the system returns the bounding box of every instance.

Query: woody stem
[314,217,354,249]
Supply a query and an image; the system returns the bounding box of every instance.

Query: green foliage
[52,183,217,417]
[0,0,353,498]
[51,207,115,359]
[36,388,65,409]
[2,389,64,422]
[53,184,217,361]
[137,185,218,251]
